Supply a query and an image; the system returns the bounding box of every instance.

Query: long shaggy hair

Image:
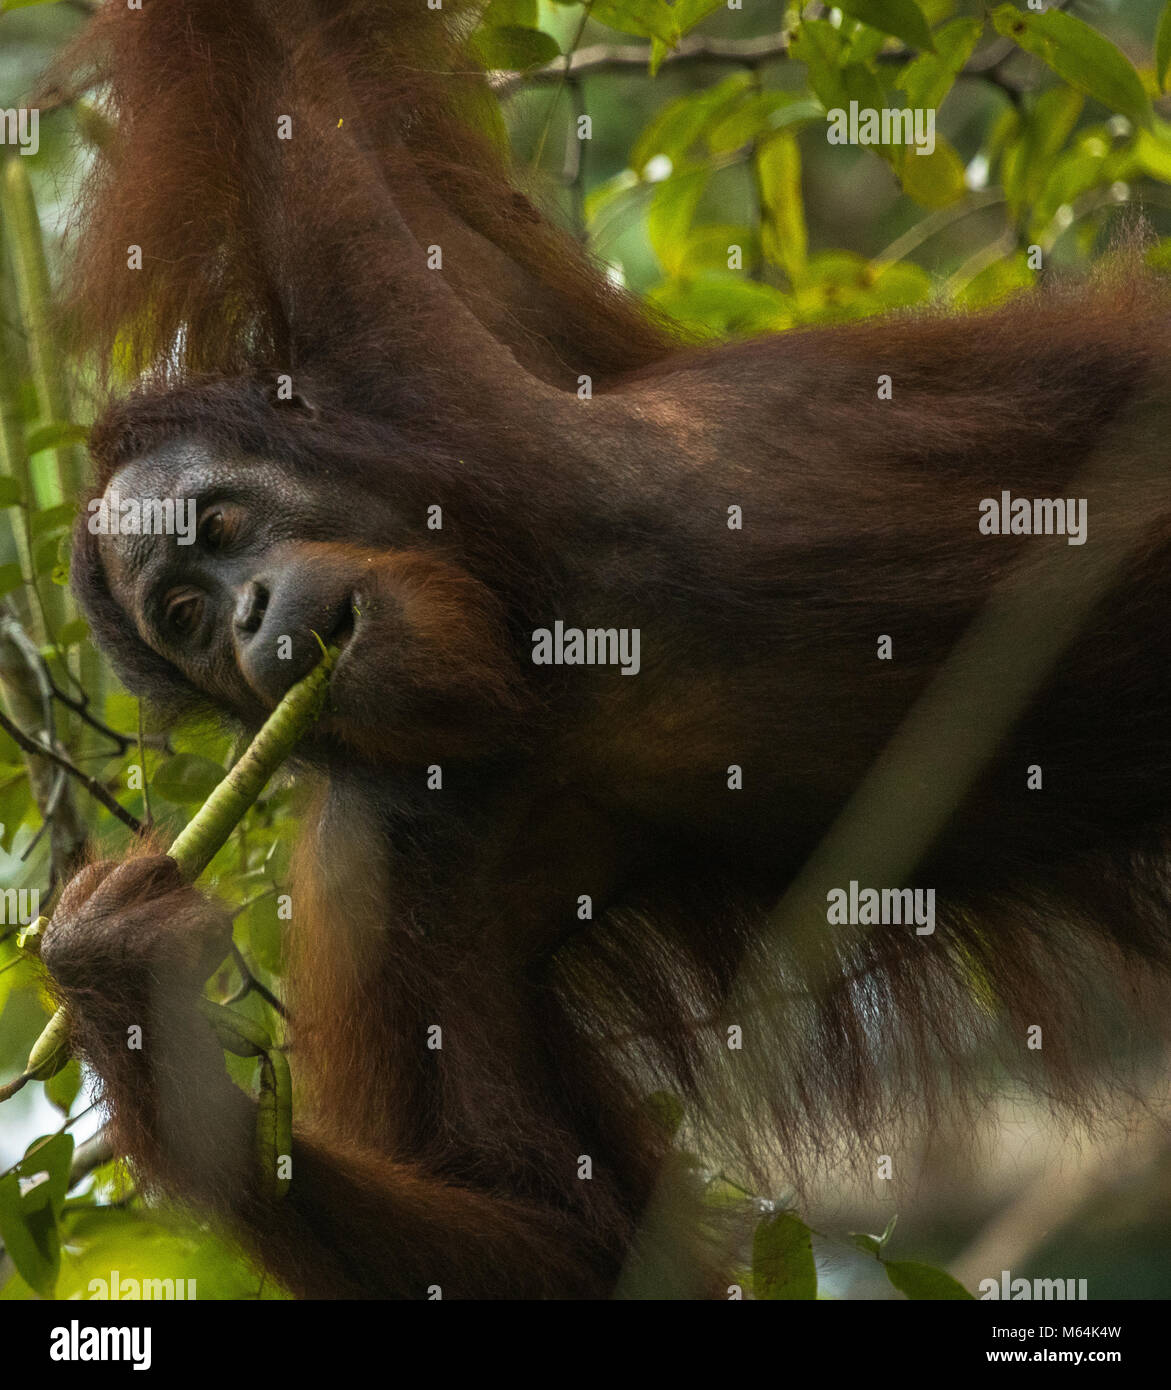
[43,0,1171,1295]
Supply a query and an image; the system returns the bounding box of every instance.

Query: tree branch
[69,1128,115,1188]
[0,704,142,835]
[46,673,171,755]
[491,21,1068,105]
[490,33,792,96]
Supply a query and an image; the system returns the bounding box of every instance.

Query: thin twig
[68,1127,114,1188]
[224,940,289,1019]
[0,708,142,833]
[20,766,67,861]
[0,1104,99,1184]
[493,33,792,96]
[876,188,1007,266]
[138,700,153,828]
[48,673,172,753]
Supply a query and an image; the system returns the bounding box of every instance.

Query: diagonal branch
[491,12,1081,103]
[0,705,142,834]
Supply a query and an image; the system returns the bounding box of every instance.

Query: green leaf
[898,135,966,208]
[25,422,89,456]
[649,275,792,335]
[0,934,27,1019]
[896,16,981,110]
[29,502,74,539]
[152,752,227,805]
[174,721,234,765]
[752,1210,818,1300]
[0,772,30,853]
[707,93,823,154]
[790,21,848,111]
[584,169,639,228]
[704,1177,754,1209]
[840,61,886,120]
[648,169,709,276]
[883,1258,973,1300]
[0,476,22,507]
[757,133,807,277]
[1002,85,1084,218]
[472,25,560,71]
[1159,2,1171,92]
[592,0,678,46]
[1135,124,1171,184]
[34,534,64,576]
[56,618,90,648]
[0,562,24,598]
[793,252,929,322]
[45,1058,82,1115]
[630,74,752,174]
[987,104,1022,178]
[678,224,760,275]
[236,892,285,975]
[1030,138,1111,234]
[870,261,932,308]
[671,0,724,40]
[955,252,1036,310]
[846,20,893,66]
[794,250,875,294]
[990,5,1152,130]
[0,1134,74,1298]
[852,1213,897,1256]
[834,0,934,53]
[480,0,536,25]
[48,1205,290,1300]
[648,0,725,71]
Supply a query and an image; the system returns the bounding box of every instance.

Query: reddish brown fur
[37,0,1171,1298]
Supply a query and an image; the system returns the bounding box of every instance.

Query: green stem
[2,157,99,710]
[6,647,338,1094]
[0,236,35,633]
[168,647,337,881]
[1,159,83,504]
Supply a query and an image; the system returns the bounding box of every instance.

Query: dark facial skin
[96,441,528,766]
[101,446,352,706]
